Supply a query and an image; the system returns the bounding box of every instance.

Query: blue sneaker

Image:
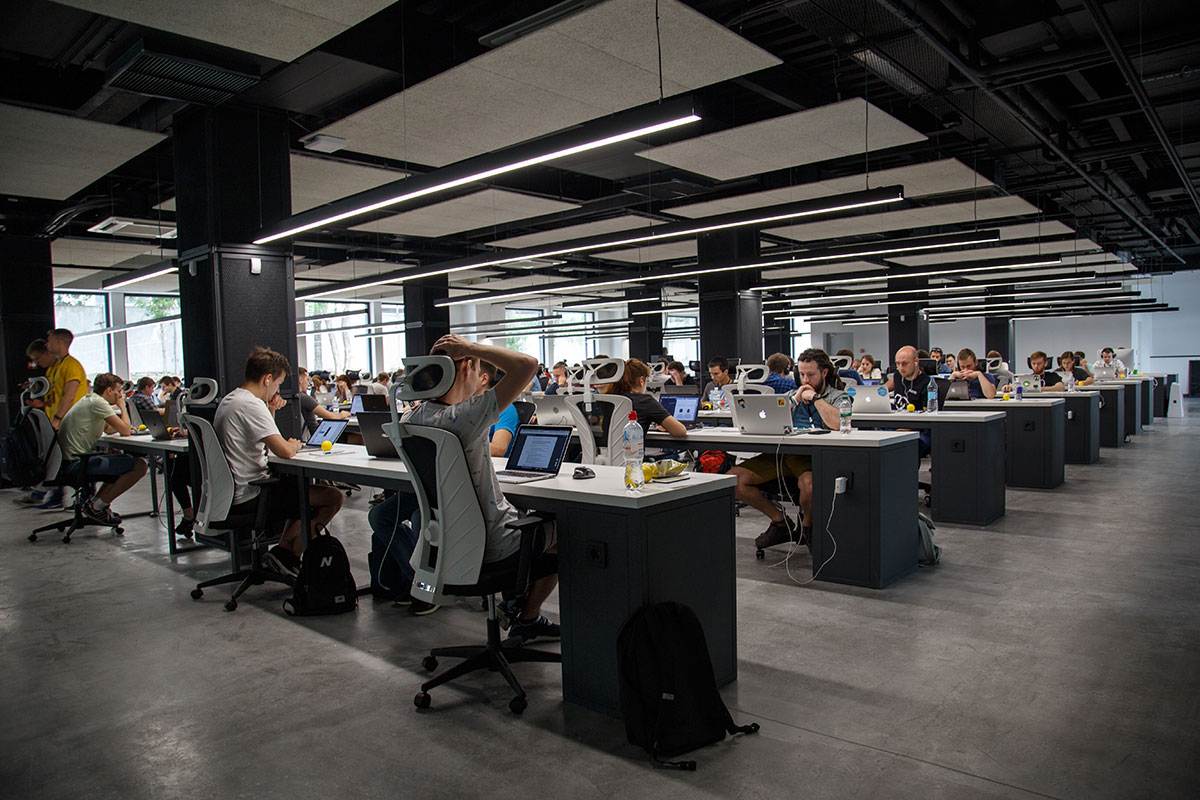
[35,488,64,510]
[506,614,560,644]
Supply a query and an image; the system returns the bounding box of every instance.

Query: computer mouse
[572,467,596,480]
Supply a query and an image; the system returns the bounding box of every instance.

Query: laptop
[314,391,335,404]
[848,384,893,414]
[729,394,805,436]
[659,395,701,429]
[139,408,173,440]
[165,400,179,427]
[357,411,400,458]
[350,393,388,415]
[496,425,572,483]
[1013,373,1043,392]
[1093,365,1117,381]
[946,380,971,401]
[303,419,348,449]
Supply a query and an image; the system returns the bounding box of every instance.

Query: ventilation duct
[106,41,259,105]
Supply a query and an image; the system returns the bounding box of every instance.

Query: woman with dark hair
[604,358,687,437]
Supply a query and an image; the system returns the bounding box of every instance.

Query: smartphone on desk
[653,474,691,484]
[808,429,832,435]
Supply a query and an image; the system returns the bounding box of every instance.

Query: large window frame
[53,291,111,379]
[124,294,184,379]
[301,300,372,377]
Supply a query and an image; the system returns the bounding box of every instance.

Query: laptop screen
[661,395,699,422]
[506,425,572,474]
[350,394,363,415]
[307,419,347,446]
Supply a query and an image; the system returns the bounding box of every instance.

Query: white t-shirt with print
[214,388,279,504]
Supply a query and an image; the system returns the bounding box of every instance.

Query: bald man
[885,345,932,457]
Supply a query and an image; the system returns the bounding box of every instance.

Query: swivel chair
[560,358,632,466]
[729,364,773,395]
[181,379,298,611]
[28,439,124,543]
[386,357,560,715]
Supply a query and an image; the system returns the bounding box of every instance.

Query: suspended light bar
[631,305,698,316]
[761,272,1105,305]
[751,256,1066,293]
[925,299,1164,321]
[765,287,1135,316]
[255,102,702,245]
[101,261,178,291]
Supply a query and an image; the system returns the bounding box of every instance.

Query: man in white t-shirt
[214,347,344,577]
[401,334,559,644]
[1093,347,1128,375]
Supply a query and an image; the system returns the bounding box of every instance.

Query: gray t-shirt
[214,388,279,504]
[403,389,519,563]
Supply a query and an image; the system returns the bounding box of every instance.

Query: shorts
[230,484,308,522]
[64,454,138,483]
[735,453,813,485]
[483,522,557,581]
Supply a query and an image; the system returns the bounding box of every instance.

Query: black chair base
[414,600,561,715]
[191,529,293,611]
[28,482,122,544]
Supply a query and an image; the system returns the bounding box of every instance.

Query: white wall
[1013,314,1132,368]
[811,318,985,368]
[927,319,985,361]
[1136,271,1200,391]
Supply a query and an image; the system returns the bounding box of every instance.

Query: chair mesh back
[28,409,55,461]
[532,396,596,463]
[180,413,236,530]
[561,394,632,466]
[125,400,145,430]
[43,439,63,484]
[512,401,536,426]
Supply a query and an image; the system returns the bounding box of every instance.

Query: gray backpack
[918,512,941,566]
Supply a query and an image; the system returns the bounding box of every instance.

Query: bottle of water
[837,394,853,435]
[622,411,645,493]
[1065,371,1076,392]
[927,377,938,414]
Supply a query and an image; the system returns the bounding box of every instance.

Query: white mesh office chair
[385,356,559,715]
[559,358,632,466]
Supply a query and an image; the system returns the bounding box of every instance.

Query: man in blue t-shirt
[481,360,520,456]
[950,348,997,399]
[763,352,798,394]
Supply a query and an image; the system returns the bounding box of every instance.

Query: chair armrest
[249,477,284,487]
[505,512,556,597]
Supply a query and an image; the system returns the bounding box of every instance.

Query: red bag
[697,450,734,474]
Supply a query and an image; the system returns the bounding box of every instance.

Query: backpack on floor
[918,512,941,566]
[283,530,358,616]
[697,450,734,474]
[1,407,46,487]
[617,602,759,769]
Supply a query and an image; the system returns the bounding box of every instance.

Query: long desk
[646,428,920,588]
[268,446,737,717]
[1060,391,1101,464]
[1092,385,1126,446]
[849,411,1006,526]
[1142,373,1176,418]
[1094,379,1143,436]
[98,433,203,555]
[946,397,1066,489]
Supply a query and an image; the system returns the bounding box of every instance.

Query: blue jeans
[917,429,931,459]
[65,454,138,483]
[368,493,420,587]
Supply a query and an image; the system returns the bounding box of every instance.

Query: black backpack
[617,602,759,769]
[283,531,358,616]
[1,407,47,487]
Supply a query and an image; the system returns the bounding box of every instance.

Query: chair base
[415,604,560,715]
[190,543,294,611]
[28,485,122,544]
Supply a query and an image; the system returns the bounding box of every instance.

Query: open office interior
[1,1,1198,797]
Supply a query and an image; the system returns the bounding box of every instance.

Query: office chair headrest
[122,380,134,393]
[582,357,624,386]
[178,377,219,410]
[831,355,852,370]
[25,376,50,401]
[396,356,457,401]
[987,356,1003,372]
[648,360,667,376]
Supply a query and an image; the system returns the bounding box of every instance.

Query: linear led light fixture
[297,185,908,300]
[255,100,701,245]
[924,293,1151,314]
[766,287,1134,315]
[355,317,634,341]
[842,318,890,327]
[101,261,179,291]
[925,301,1164,321]
[560,295,662,311]
[935,305,1171,323]
[761,272,1106,305]
[631,305,699,316]
[1009,307,1176,322]
[752,256,1066,293]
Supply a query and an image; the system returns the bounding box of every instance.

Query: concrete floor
[2,406,1198,799]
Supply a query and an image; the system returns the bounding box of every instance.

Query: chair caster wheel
[509,696,527,715]
[755,548,765,560]
[414,692,431,710]
[224,599,238,612]
[62,536,71,544]
[191,588,203,600]
[28,533,37,542]
[421,656,438,672]
[114,527,124,535]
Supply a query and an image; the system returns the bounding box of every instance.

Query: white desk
[268,445,738,717]
[99,434,198,554]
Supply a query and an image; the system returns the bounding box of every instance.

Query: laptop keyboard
[497,469,547,479]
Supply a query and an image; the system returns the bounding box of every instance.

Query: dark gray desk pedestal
[1062,393,1101,464]
[1139,380,1153,427]
[1123,383,1142,435]
[1096,386,1125,447]
[1006,403,1066,488]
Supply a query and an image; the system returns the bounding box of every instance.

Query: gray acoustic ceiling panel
[889,238,1102,267]
[315,0,780,166]
[51,238,173,268]
[486,214,665,249]
[296,259,413,282]
[991,220,1076,240]
[761,260,883,282]
[665,158,992,218]
[0,104,165,200]
[765,196,1039,242]
[593,240,698,263]
[54,0,397,62]
[290,155,408,213]
[349,189,579,238]
[636,98,927,181]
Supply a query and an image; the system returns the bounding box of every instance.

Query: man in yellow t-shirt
[45,328,87,428]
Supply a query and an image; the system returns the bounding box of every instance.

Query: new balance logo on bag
[320,556,333,568]
[283,530,358,616]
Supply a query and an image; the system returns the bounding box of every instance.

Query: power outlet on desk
[1023,421,1036,432]
[585,540,607,568]
[952,439,966,453]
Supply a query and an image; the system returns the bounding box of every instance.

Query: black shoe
[174,517,195,539]
[262,545,300,577]
[754,517,795,550]
[507,614,560,644]
[409,599,440,616]
[82,502,121,527]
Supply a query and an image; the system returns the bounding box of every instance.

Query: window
[547,310,593,366]
[663,311,698,368]
[54,292,110,378]
[379,303,405,371]
[302,301,371,377]
[505,307,544,364]
[125,295,184,379]
[790,329,812,356]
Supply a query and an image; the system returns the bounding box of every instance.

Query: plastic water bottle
[1065,372,1076,392]
[622,411,645,493]
[927,377,938,414]
[837,394,853,435]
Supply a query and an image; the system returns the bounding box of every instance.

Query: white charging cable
[775,476,842,585]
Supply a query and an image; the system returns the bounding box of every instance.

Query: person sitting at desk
[1073,351,1091,378]
[157,375,181,406]
[131,376,164,418]
[399,334,560,642]
[950,348,997,399]
[603,358,687,437]
[215,347,345,578]
[1058,351,1094,386]
[544,361,570,395]
[368,372,390,395]
[1093,347,1128,375]
[940,353,956,374]
[297,367,350,437]
[666,360,697,388]
[884,346,932,457]
[930,347,951,375]
[479,360,520,457]
[1002,350,1065,392]
[858,353,882,381]
[333,374,352,403]
[56,372,149,527]
[702,356,733,402]
[730,348,846,551]
[764,352,798,394]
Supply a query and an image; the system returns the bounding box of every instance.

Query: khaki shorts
[735,453,813,484]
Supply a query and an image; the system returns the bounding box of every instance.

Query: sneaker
[262,545,300,578]
[34,488,63,510]
[507,614,561,644]
[754,517,796,550]
[82,502,121,527]
[497,597,523,630]
[409,599,440,616]
[13,490,44,505]
[174,517,195,539]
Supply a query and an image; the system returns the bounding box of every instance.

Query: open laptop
[848,384,893,413]
[1013,373,1043,392]
[350,393,388,415]
[139,408,173,440]
[659,395,701,429]
[945,380,971,401]
[729,394,805,436]
[357,411,400,458]
[314,391,335,404]
[303,419,348,449]
[1093,365,1117,381]
[496,425,572,483]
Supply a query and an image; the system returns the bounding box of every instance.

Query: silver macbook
[1013,373,1043,392]
[1093,365,1117,381]
[946,380,971,401]
[730,394,805,435]
[496,425,572,483]
[849,384,894,413]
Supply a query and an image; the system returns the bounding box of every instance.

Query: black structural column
[764,316,791,359]
[404,275,450,356]
[0,236,54,435]
[985,315,1013,364]
[887,276,929,358]
[698,229,762,365]
[627,286,664,361]
[173,106,300,434]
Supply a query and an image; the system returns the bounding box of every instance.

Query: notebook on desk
[350,393,388,414]
[303,419,348,449]
[1093,365,1117,381]
[849,384,894,413]
[1013,374,1043,392]
[729,394,805,435]
[357,411,400,458]
[496,425,572,483]
[659,395,701,429]
[139,409,173,440]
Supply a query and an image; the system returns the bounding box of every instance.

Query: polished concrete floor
[2,406,1198,799]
